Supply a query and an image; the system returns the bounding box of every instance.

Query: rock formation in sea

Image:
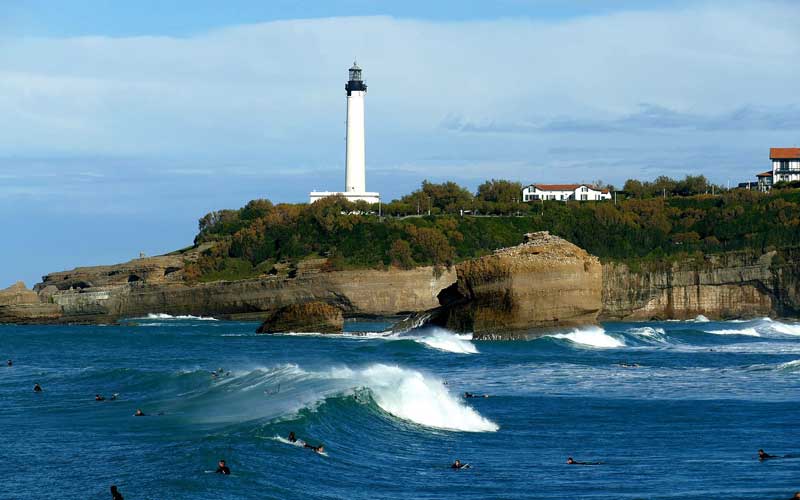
[432,231,602,339]
[4,234,800,331]
[256,301,343,334]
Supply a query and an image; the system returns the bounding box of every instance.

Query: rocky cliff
[4,238,800,329]
[600,249,800,320]
[434,232,603,339]
[3,252,455,324]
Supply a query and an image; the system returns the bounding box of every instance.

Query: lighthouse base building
[310,62,380,205]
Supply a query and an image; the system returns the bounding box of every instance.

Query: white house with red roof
[522,183,611,202]
[770,147,800,185]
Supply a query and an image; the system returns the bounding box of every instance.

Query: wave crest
[547,326,625,348]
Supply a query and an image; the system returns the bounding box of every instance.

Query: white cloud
[0,2,798,192]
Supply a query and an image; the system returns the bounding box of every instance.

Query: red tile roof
[770,148,800,159]
[529,184,609,193]
[756,171,773,177]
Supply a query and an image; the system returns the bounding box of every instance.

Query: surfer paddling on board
[33,383,42,392]
[303,442,325,454]
[288,431,297,443]
[450,459,470,470]
[464,392,490,399]
[567,457,602,465]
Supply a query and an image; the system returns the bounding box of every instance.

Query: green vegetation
[186,175,800,281]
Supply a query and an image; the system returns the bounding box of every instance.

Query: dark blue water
[2,316,799,499]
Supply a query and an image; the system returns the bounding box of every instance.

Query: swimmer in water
[33,383,42,392]
[110,393,118,401]
[451,459,467,469]
[7,359,12,367]
[304,443,324,454]
[95,394,105,401]
[567,457,601,465]
[288,431,297,443]
[759,449,778,461]
[134,409,145,417]
[464,392,489,398]
[215,459,231,475]
[110,485,124,500]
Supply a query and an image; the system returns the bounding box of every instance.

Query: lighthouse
[310,62,380,204]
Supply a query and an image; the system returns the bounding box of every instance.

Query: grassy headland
[185,177,800,281]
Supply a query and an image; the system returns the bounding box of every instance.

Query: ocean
[2,316,799,499]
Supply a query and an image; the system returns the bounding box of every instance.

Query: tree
[388,239,415,269]
[401,180,474,214]
[476,179,523,203]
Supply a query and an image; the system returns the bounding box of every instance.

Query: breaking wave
[403,328,478,354]
[547,326,625,348]
[705,327,761,337]
[164,363,497,433]
[777,359,800,372]
[144,313,218,321]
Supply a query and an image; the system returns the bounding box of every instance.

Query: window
[532,195,539,200]
[581,186,588,192]
[581,194,588,201]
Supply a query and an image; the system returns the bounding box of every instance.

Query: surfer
[288,431,297,443]
[33,383,42,392]
[110,393,119,401]
[617,362,640,368]
[567,457,601,465]
[215,459,231,475]
[110,485,124,500]
[303,442,325,454]
[759,449,777,460]
[464,392,489,398]
[134,409,146,417]
[6,359,12,367]
[95,394,105,401]
[451,459,469,470]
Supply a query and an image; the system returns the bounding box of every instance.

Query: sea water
[2,316,799,499]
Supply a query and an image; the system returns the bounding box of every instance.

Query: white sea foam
[145,313,218,321]
[548,326,625,348]
[762,320,800,336]
[628,326,666,338]
[410,329,478,354]
[271,436,328,456]
[777,359,800,371]
[691,315,711,323]
[333,364,498,432]
[706,327,761,337]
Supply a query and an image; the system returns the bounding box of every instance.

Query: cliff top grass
[184,177,800,281]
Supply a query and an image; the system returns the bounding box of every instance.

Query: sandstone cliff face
[0,282,60,323]
[600,250,800,321]
[3,259,456,324]
[435,232,603,339]
[256,301,344,334]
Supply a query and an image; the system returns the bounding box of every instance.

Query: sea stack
[435,231,603,339]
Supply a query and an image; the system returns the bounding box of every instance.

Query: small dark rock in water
[256,301,344,334]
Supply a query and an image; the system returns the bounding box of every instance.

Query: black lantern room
[345,61,367,95]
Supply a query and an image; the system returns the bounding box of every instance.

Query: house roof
[770,148,800,159]
[528,183,609,193]
[756,171,773,177]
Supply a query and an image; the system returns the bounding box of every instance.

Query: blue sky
[1,0,799,287]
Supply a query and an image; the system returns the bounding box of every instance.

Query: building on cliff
[770,147,800,185]
[309,62,380,204]
[522,183,611,202]
[740,148,800,192]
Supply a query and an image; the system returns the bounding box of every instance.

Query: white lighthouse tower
[310,61,380,204]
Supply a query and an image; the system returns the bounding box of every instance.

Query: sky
[1,0,799,287]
